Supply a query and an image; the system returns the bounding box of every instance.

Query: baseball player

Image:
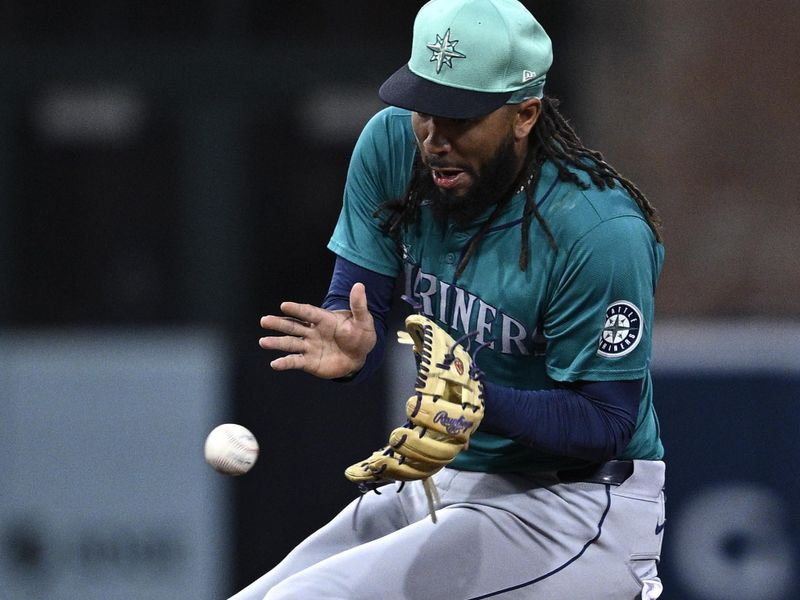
[232,0,666,598]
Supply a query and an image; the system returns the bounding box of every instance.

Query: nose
[418,116,451,155]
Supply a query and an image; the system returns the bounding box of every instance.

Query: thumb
[349,282,371,325]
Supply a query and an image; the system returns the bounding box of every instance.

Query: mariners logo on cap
[426,29,466,73]
[597,301,643,357]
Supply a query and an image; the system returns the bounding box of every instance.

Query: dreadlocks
[374,96,663,280]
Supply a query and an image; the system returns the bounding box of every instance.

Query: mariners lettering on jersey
[404,264,536,355]
[597,301,643,357]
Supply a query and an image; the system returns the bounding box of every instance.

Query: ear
[513,98,542,140]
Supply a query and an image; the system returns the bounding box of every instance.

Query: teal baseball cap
[379,0,553,119]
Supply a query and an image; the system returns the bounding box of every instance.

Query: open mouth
[431,168,466,190]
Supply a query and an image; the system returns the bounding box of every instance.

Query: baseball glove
[344,314,485,486]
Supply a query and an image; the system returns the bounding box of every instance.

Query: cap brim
[379,64,513,120]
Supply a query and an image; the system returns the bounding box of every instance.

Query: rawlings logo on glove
[433,411,475,436]
[344,314,485,487]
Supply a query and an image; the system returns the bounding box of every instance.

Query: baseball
[204,423,259,476]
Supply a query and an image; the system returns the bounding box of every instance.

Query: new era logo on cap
[522,70,537,83]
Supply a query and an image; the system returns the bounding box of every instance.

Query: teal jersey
[329,107,664,472]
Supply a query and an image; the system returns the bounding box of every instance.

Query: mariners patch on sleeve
[597,301,643,357]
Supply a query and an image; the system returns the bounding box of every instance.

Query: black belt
[556,460,633,486]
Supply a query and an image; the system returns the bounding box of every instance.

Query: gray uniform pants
[230,460,665,600]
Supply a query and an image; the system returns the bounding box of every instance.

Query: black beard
[419,134,521,229]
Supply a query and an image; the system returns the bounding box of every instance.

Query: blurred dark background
[0,1,798,599]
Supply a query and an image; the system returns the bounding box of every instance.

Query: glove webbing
[416,322,487,386]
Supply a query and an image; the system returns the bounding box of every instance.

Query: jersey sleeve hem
[327,239,400,278]
[546,364,648,383]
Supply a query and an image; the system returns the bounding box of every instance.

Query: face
[411,100,540,226]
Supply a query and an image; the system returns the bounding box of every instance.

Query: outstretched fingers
[258,294,373,378]
[269,353,308,372]
[278,301,330,325]
[258,331,307,353]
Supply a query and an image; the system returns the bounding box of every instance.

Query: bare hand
[258,283,377,379]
